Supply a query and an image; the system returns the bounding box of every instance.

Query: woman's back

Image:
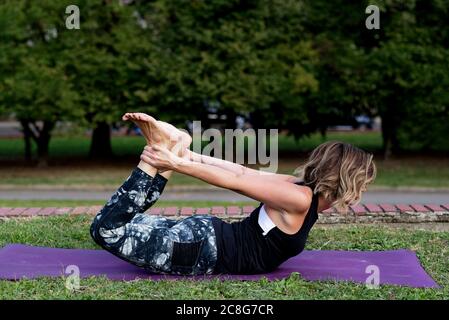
[211,190,319,274]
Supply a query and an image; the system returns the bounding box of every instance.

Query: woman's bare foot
[123,112,192,156]
[156,121,192,157]
[122,112,169,147]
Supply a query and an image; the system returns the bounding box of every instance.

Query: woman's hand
[140,145,181,171]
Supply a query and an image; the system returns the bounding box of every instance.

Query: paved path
[0,188,447,204]
[0,121,21,137]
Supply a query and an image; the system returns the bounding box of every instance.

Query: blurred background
[0,0,448,206]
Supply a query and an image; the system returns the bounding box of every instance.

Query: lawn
[1,157,448,189]
[0,215,447,300]
[0,131,383,160]
[0,132,448,189]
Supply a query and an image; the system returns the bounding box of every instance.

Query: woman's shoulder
[264,183,314,215]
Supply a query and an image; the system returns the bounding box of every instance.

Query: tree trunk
[319,126,327,140]
[36,139,50,167]
[225,109,237,129]
[35,121,54,167]
[89,122,113,159]
[381,114,400,160]
[19,120,54,166]
[20,120,33,162]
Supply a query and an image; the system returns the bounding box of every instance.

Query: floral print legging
[90,167,218,275]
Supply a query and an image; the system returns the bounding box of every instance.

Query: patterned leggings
[90,167,218,275]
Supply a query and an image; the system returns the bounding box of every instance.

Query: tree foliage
[1,0,448,164]
[301,0,449,156]
[133,0,319,133]
[0,0,81,165]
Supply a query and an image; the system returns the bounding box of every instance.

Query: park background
[0,0,448,299]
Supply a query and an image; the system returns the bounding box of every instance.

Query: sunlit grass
[0,131,382,159]
[0,215,447,299]
[0,132,448,188]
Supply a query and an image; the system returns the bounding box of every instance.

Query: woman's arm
[185,149,298,182]
[141,146,310,214]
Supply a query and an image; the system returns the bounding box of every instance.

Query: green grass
[0,132,382,160]
[0,215,447,299]
[0,135,144,159]
[277,131,382,153]
[0,200,257,208]
[0,132,448,188]
[373,159,449,188]
[1,158,449,188]
[0,166,208,187]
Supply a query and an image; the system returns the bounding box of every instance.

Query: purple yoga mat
[0,244,439,288]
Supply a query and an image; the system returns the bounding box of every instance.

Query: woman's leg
[90,161,177,271]
[90,113,217,274]
[90,159,217,275]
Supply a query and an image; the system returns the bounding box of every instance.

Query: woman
[90,113,376,275]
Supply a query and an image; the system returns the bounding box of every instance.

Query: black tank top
[211,183,319,274]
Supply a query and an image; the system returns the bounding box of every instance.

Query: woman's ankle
[137,160,158,177]
[158,170,173,180]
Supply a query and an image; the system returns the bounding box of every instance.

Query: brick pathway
[1,204,448,223]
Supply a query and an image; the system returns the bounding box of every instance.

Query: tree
[299,1,380,141]
[135,0,318,133]
[0,0,81,166]
[363,0,449,156]
[301,0,449,157]
[61,0,153,159]
[0,0,153,162]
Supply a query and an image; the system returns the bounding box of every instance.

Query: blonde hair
[294,141,376,212]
